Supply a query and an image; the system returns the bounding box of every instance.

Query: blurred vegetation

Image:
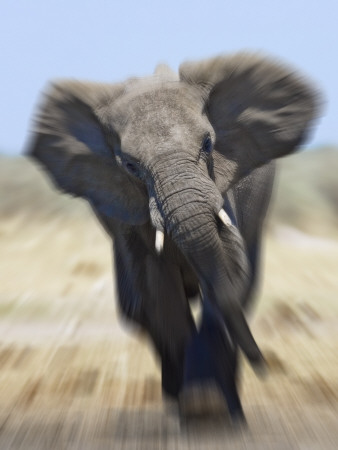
[269,146,338,237]
[0,155,92,222]
[1,147,337,236]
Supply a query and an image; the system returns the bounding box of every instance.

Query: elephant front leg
[141,255,196,398]
[114,233,196,398]
[179,302,246,423]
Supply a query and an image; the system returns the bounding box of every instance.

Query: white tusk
[218,208,232,226]
[155,229,164,254]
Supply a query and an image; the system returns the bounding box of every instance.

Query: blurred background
[0,1,337,448]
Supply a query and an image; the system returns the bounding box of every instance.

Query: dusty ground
[0,158,337,449]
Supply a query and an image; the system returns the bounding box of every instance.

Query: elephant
[27,52,320,422]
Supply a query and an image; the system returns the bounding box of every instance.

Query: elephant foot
[231,408,247,429]
[178,381,227,418]
[161,353,185,399]
[180,306,246,423]
[178,381,246,425]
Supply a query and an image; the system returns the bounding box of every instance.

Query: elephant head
[27,52,320,369]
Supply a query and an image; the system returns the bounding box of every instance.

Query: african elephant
[27,52,320,422]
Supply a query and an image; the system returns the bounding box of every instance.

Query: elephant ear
[179,52,321,193]
[27,80,149,224]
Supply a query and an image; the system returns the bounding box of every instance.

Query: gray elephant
[27,52,320,422]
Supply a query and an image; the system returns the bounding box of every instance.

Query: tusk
[155,229,164,254]
[218,208,232,226]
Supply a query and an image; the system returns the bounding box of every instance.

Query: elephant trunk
[149,160,264,368]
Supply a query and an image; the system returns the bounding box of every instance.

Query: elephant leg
[143,256,196,398]
[113,231,196,398]
[181,302,245,421]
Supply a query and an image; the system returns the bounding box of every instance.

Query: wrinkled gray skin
[28,52,319,420]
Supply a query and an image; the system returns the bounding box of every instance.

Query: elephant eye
[124,160,142,179]
[125,161,138,175]
[202,134,213,154]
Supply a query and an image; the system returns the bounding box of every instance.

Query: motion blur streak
[0,151,337,447]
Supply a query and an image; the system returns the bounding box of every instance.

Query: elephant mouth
[152,208,232,255]
[149,182,232,255]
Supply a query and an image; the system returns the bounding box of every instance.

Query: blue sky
[1,0,337,154]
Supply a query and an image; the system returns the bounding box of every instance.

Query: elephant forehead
[114,83,210,157]
[116,83,204,130]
